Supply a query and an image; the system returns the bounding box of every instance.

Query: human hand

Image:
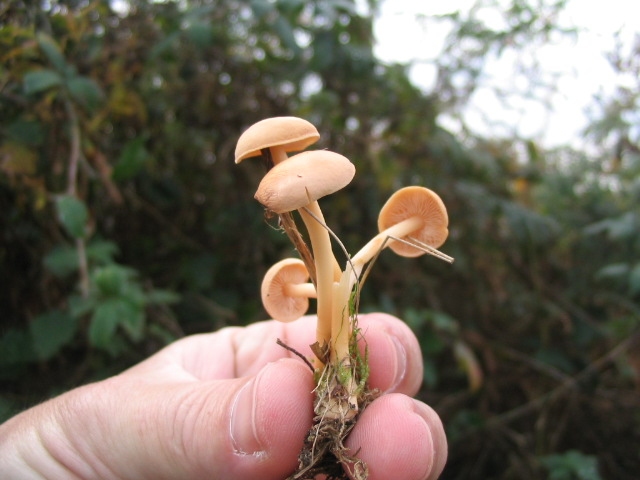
[0,313,447,480]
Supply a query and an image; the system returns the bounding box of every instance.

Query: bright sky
[371,0,640,148]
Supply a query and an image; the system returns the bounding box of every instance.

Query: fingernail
[387,333,408,392]
[412,400,448,480]
[230,377,264,456]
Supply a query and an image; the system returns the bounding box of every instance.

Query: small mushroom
[378,186,449,257]
[331,186,452,361]
[235,116,320,166]
[255,150,355,350]
[254,150,355,213]
[261,258,317,323]
[351,186,450,270]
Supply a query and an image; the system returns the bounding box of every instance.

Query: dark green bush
[1,1,638,478]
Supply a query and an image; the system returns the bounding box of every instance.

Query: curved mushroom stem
[298,202,338,351]
[351,215,423,271]
[332,214,451,363]
[331,216,423,364]
[284,282,317,298]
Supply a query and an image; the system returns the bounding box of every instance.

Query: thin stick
[276,338,314,372]
[278,211,317,285]
[390,235,455,263]
[300,205,357,277]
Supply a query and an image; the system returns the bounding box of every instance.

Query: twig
[300,205,357,277]
[468,330,640,437]
[63,96,90,298]
[278,211,317,286]
[63,97,81,197]
[277,338,314,372]
[75,238,90,298]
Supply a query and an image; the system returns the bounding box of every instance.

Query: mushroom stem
[331,215,426,363]
[284,282,317,298]
[331,271,352,363]
[350,215,424,278]
[298,202,335,349]
[269,146,288,166]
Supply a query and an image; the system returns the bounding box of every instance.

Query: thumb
[214,358,315,479]
[26,358,315,480]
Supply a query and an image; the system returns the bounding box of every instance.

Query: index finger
[131,313,424,397]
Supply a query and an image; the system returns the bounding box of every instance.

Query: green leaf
[66,75,104,111]
[422,357,439,389]
[23,69,62,95]
[68,294,97,319]
[272,16,301,54]
[595,263,629,281]
[501,200,559,244]
[178,254,218,291]
[118,301,145,342]
[145,289,181,305]
[325,0,358,14]
[36,32,69,72]
[44,240,119,278]
[430,311,460,335]
[112,138,150,181]
[88,298,129,349]
[403,307,428,330]
[86,240,119,265]
[148,31,180,59]
[540,450,602,480]
[311,32,335,70]
[43,244,79,277]
[535,348,577,374]
[584,212,638,240]
[5,119,45,147]
[92,264,136,297]
[185,22,214,49]
[55,195,89,239]
[250,0,274,18]
[89,297,145,348]
[29,311,78,361]
[0,328,35,366]
[183,5,216,20]
[276,0,306,14]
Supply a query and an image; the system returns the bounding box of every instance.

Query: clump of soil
[284,328,380,480]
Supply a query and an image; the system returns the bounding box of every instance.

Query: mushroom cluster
[235,116,453,478]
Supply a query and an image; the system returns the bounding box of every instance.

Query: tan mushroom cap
[377,186,449,257]
[234,116,320,164]
[261,258,314,322]
[254,150,355,213]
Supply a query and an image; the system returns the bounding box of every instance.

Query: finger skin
[133,313,424,395]
[0,313,440,479]
[0,359,315,480]
[346,394,448,480]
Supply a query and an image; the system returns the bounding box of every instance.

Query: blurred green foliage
[541,450,602,480]
[1,0,639,478]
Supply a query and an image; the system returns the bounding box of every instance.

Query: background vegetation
[1,0,638,478]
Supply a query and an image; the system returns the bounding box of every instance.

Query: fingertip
[411,400,448,480]
[255,358,315,455]
[231,358,315,479]
[346,394,447,480]
[357,314,423,395]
